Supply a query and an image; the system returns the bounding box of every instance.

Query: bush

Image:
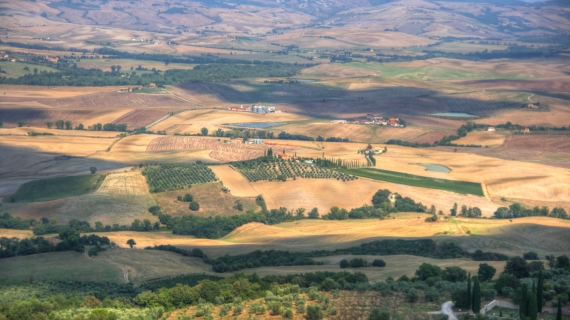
[406,288,419,303]
[339,259,349,269]
[305,305,324,320]
[367,308,390,320]
[481,289,496,300]
[372,259,386,267]
[425,288,440,302]
[189,201,200,211]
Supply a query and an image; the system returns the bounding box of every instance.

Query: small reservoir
[227,122,285,129]
[430,112,478,118]
[417,164,451,173]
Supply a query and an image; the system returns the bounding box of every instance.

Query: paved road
[442,301,457,320]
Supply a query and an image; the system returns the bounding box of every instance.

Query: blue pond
[430,112,478,118]
[228,122,285,128]
[417,164,451,173]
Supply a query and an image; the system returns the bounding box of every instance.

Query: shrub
[189,201,200,211]
[406,288,419,303]
[425,288,440,302]
[339,259,349,269]
[305,305,324,320]
[372,259,386,267]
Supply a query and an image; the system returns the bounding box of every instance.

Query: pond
[430,112,478,118]
[227,122,285,129]
[416,164,451,173]
[291,79,317,82]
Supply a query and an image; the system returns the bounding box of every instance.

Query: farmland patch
[142,163,218,192]
[111,109,172,129]
[337,167,484,196]
[6,174,104,202]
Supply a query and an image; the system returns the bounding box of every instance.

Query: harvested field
[408,131,453,144]
[111,109,171,128]
[271,123,428,143]
[0,85,122,99]
[146,136,284,162]
[453,131,507,147]
[150,109,306,135]
[476,104,570,128]
[0,127,121,138]
[5,171,157,225]
[0,228,34,239]
[502,135,570,152]
[153,182,258,218]
[210,165,259,197]
[94,214,570,258]
[167,84,226,105]
[37,92,188,109]
[110,134,158,153]
[0,108,128,128]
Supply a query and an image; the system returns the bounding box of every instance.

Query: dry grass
[0,228,35,239]
[453,131,507,147]
[5,171,157,225]
[210,165,259,197]
[153,182,259,218]
[90,214,570,259]
[0,85,123,99]
[0,107,130,128]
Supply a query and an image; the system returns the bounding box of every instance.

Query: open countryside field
[90,214,570,260]
[0,251,122,285]
[4,171,157,225]
[153,182,258,218]
[338,168,485,196]
[6,174,104,202]
[0,61,58,78]
[453,131,507,147]
[150,109,308,135]
[0,107,130,128]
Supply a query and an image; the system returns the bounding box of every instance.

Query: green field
[7,174,104,202]
[337,167,484,196]
[345,62,531,81]
[0,61,58,78]
[0,251,122,285]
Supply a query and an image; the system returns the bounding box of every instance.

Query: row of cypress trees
[465,270,560,319]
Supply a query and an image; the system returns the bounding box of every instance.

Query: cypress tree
[528,291,538,320]
[556,298,562,320]
[537,270,544,313]
[472,276,481,313]
[467,273,472,310]
[520,283,529,318]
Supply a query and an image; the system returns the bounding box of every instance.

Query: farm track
[88,250,130,283]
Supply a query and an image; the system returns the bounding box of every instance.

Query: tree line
[0,63,304,86]
[0,231,110,259]
[494,202,568,220]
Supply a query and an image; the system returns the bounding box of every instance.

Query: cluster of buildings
[362,146,387,155]
[228,105,277,114]
[331,114,405,127]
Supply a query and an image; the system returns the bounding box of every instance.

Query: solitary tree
[339,259,349,269]
[451,203,458,216]
[201,127,208,136]
[528,290,538,320]
[111,65,116,72]
[47,122,53,129]
[65,120,72,130]
[126,239,136,248]
[308,208,319,219]
[17,121,24,127]
[89,166,97,174]
[556,298,562,320]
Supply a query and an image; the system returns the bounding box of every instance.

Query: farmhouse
[353,118,374,124]
[230,137,243,144]
[330,120,347,123]
[278,153,290,160]
[228,105,251,112]
[521,128,530,133]
[45,56,59,63]
[148,83,156,88]
[487,127,496,132]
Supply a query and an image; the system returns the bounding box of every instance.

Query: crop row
[234,160,357,182]
[142,164,218,192]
